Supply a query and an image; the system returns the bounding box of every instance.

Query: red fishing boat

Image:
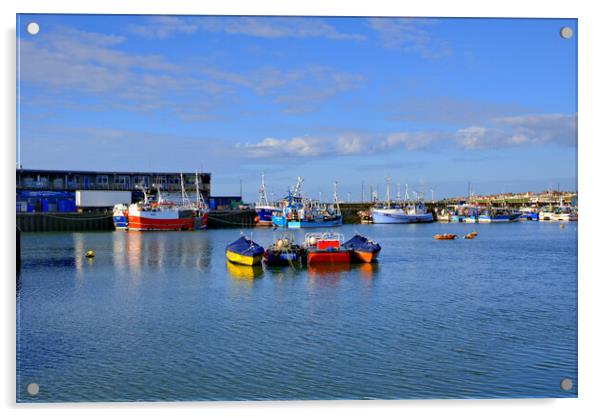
[303,232,351,265]
[126,173,208,231]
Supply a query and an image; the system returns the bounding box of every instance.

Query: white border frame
[3,1,600,416]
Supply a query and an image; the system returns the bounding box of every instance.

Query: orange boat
[464,231,478,239]
[434,234,457,240]
[342,234,381,263]
[304,232,351,265]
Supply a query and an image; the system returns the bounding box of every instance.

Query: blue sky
[17,15,577,201]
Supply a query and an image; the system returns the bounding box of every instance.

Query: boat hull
[113,215,128,230]
[273,216,342,228]
[519,212,539,221]
[263,249,304,266]
[255,206,281,226]
[307,250,350,264]
[226,250,263,266]
[127,214,196,231]
[478,213,521,223]
[350,250,379,263]
[371,209,433,224]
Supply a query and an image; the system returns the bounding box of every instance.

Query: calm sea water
[16,222,577,402]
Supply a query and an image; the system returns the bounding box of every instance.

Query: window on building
[97,175,109,185]
[114,175,129,185]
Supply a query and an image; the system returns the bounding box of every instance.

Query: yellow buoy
[85,250,95,258]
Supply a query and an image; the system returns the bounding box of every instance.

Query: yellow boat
[225,236,264,266]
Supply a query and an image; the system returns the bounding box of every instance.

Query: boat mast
[180,173,186,205]
[259,172,268,205]
[396,183,401,205]
[385,177,391,209]
[195,171,206,210]
[333,181,341,215]
[292,176,304,198]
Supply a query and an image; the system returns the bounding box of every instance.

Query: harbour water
[16,222,577,402]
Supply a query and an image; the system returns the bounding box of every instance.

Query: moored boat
[254,173,282,227]
[225,235,265,266]
[550,206,577,221]
[272,177,343,228]
[519,207,539,221]
[477,208,521,223]
[464,231,478,239]
[127,200,197,231]
[263,235,305,266]
[112,203,129,230]
[357,210,373,224]
[371,182,433,224]
[121,173,208,231]
[304,232,350,265]
[342,234,381,263]
[434,234,457,240]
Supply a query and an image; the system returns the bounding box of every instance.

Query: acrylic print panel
[16,14,577,402]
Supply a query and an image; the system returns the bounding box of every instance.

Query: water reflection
[307,264,350,287]
[226,261,264,280]
[351,262,379,280]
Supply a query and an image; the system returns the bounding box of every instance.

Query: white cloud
[241,136,325,158]
[367,18,452,58]
[129,16,198,39]
[455,113,577,149]
[128,16,365,41]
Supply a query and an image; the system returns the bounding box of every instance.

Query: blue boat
[342,234,381,263]
[263,235,305,266]
[519,211,539,221]
[254,173,282,226]
[225,236,265,266]
[112,203,129,230]
[272,177,343,229]
[474,208,521,223]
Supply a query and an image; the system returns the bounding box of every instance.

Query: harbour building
[16,169,211,213]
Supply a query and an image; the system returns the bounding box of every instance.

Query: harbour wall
[16,210,258,232]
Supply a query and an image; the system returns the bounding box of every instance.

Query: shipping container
[75,190,132,208]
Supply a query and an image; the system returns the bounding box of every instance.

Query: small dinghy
[226,236,265,266]
[434,234,457,240]
[464,231,478,239]
[342,234,381,263]
[263,236,305,266]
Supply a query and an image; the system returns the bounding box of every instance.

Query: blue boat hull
[520,212,539,221]
[272,216,342,228]
[113,215,128,230]
[255,207,282,226]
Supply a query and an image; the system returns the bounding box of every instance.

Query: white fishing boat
[371,182,433,224]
